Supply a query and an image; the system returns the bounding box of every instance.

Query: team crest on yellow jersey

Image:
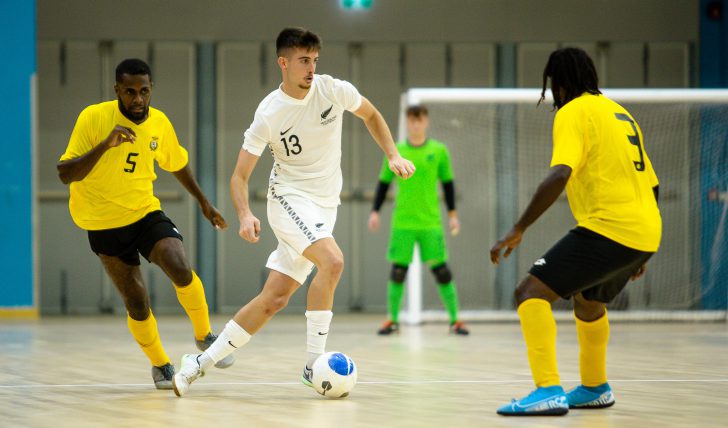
[150,138,158,151]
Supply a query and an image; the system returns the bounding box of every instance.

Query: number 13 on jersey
[280,134,302,156]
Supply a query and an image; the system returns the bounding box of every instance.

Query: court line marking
[1,378,727,390]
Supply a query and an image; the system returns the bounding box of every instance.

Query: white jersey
[242,74,363,207]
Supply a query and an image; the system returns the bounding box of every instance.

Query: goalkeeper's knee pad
[431,263,453,285]
[390,264,409,283]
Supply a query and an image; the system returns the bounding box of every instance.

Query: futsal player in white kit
[173,27,415,396]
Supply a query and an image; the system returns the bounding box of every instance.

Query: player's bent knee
[573,294,606,321]
[514,275,559,306]
[311,246,344,275]
[390,264,409,283]
[168,264,193,286]
[263,295,291,315]
[431,263,452,284]
[325,254,345,275]
[125,300,150,320]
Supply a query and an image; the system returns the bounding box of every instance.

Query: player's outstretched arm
[352,97,415,180]
[230,149,261,243]
[57,125,136,184]
[172,164,227,230]
[490,165,571,265]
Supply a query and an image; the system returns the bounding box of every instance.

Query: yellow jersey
[550,93,662,252]
[60,101,189,230]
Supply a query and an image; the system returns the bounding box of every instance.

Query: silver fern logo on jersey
[320,105,337,126]
[321,105,333,119]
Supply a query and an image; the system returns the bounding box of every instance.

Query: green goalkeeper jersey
[379,138,454,230]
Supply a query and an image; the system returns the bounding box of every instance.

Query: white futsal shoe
[172,354,205,397]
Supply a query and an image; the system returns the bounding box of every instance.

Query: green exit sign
[341,0,373,10]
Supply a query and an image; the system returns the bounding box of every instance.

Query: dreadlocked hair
[539,47,601,109]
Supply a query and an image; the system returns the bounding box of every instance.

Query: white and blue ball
[311,352,357,398]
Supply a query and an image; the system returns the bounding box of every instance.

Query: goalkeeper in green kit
[368,105,469,336]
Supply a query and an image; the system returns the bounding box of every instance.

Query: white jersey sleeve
[319,75,363,112]
[242,108,272,156]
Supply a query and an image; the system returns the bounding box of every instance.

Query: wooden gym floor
[1,314,726,427]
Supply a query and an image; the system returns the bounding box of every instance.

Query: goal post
[397,88,728,324]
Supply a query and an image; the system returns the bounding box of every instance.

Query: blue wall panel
[700,0,728,309]
[0,0,35,308]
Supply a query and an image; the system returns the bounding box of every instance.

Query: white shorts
[266,192,338,284]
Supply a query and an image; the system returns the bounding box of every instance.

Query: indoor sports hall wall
[1,1,35,316]
[34,0,702,314]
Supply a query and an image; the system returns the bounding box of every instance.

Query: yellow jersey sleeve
[61,106,98,162]
[550,106,586,172]
[153,114,189,172]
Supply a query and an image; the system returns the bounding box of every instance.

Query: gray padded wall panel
[405,43,446,88]
[647,42,689,87]
[605,43,646,88]
[517,43,558,88]
[450,43,496,87]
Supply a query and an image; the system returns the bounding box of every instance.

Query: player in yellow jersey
[490,47,661,416]
[57,59,234,389]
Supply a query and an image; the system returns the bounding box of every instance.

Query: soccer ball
[311,352,357,398]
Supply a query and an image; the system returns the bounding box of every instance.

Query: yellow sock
[127,311,170,367]
[575,311,609,387]
[175,271,211,341]
[517,298,560,387]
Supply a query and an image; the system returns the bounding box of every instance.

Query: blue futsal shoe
[497,385,569,416]
[566,383,615,409]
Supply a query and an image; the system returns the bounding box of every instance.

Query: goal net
[396,88,728,323]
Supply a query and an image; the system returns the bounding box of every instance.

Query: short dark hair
[276,27,322,56]
[406,105,428,118]
[115,58,152,83]
[540,47,601,108]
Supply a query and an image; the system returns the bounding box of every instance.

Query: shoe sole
[497,407,568,416]
[569,400,615,409]
[172,376,183,397]
[154,381,173,390]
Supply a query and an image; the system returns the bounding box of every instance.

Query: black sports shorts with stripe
[528,227,654,303]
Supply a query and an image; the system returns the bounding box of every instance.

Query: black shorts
[528,227,654,303]
[87,210,183,266]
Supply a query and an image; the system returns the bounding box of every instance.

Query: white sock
[306,310,333,367]
[199,319,251,370]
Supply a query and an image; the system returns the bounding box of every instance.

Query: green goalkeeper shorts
[387,228,448,266]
